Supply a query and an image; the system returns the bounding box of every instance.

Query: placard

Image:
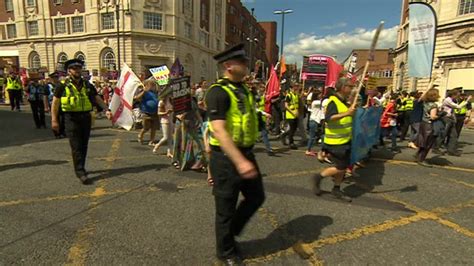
[170,76,192,115]
[150,65,170,85]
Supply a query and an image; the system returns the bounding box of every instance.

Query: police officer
[455,93,472,137]
[313,77,356,202]
[5,72,23,111]
[399,91,415,141]
[205,43,265,265]
[280,85,300,149]
[51,59,112,185]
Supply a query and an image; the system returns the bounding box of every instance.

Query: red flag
[325,58,343,88]
[264,65,280,113]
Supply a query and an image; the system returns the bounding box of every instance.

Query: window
[101,49,116,70]
[201,2,207,20]
[215,13,221,34]
[216,38,221,50]
[27,0,35,7]
[459,0,474,15]
[29,52,41,69]
[75,52,86,68]
[229,6,235,15]
[72,16,84,32]
[200,60,207,80]
[5,0,13,11]
[101,13,115,30]
[28,21,39,36]
[144,12,163,30]
[199,30,209,48]
[54,18,66,34]
[58,53,68,67]
[53,0,63,4]
[183,0,193,16]
[184,22,193,39]
[7,24,16,39]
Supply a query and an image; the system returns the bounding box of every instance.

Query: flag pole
[351,21,384,108]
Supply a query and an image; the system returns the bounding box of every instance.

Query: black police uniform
[206,44,265,262]
[54,60,98,180]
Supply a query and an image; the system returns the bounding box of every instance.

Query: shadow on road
[240,215,333,259]
[88,164,167,183]
[0,160,69,172]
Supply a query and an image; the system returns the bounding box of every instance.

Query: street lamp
[247,37,259,70]
[274,9,293,60]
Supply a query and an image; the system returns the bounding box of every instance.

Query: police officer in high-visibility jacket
[5,73,23,111]
[455,93,472,137]
[313,77,356,202]
[205,43,265,265]
[280,85,300,149]
[51,59,112,185]
[399,91,415,141]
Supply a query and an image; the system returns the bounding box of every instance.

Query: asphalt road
[1,105,473,265]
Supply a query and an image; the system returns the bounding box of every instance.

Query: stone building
[0,0,227,83]
[393,0,474,95]
[343,49,395,91]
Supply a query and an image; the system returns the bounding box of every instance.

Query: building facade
[0,0,227,83]
[393,0,474,95]
[225,0,267,71]
[259,21,278,66]
[343,49,395,91]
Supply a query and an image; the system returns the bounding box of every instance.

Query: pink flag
[110,63,142,131]
[264,65,280,113]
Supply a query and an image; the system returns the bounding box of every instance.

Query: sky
[242,0,403,64]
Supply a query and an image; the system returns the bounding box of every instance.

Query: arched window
[75,52,86,68]
[29,51,41,69]
[200,60,207,80]
[58,52,68,64]
[184,53,193,76]
[101,48,116,70]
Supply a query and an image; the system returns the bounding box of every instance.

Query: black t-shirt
[325,95,348,121]
[54,79,98,100]
[205,81,248,121]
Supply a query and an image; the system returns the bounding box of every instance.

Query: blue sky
[242,0,403,63]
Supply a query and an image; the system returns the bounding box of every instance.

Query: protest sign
[150,65,170,85]
[366,77,378,91]
[170,76,192,115]
[351,107,383,164]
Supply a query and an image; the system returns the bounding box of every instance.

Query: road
[1,105,473,265]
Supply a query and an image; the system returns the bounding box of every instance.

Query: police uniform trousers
[8,89,22,111]
[29,100,46,128]
[455,115,466,137]
[64,112,92,177]
[210,147,265,259]
[399,111,412,141]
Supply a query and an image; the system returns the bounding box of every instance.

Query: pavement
[0,105,473,265]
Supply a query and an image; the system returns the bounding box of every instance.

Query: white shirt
[309,100,325,123]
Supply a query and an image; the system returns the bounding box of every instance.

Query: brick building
[343,49,395,91]
[225,0,267,70]
[0,0,227,83]
[259,21,279,66]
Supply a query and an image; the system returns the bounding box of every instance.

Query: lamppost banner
[408,2,437,78]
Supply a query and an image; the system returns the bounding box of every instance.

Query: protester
[281,85,299,149]
[415,88,441,167]
[153,90,174,158]
[313,78,355,202]
[306,91,324,156]
[27,78,48,129]
[135,79,160,146]
[380,93,400,153]
[255,87,274,156]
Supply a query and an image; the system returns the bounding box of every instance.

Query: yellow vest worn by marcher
[209,79,259,148]
[455,101,467,115]
[60,79,93,112]
[257,95,266,122]
[405,97,414,111]
[286,91,299,120]
[6,77,22,91]
[324,95,352,145]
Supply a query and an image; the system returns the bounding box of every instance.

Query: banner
[265,65,280,113]
[408,2,437,77]
[110,63,142,131]
[366,77,378,91]
[170,76,192,115]
[150,65,170,85]
[351,107,383,164]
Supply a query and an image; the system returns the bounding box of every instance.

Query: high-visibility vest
[405,97,414,111]
[455,101,467,115]
[60,80,93,112]
[6,77,22,90]
[209,79,258,148]
[398,97,407,112]
[324,95,352,145]
[285,91,299,119]
[257,95,266,122]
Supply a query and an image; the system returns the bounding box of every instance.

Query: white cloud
[284,26,398,65]
[320,22,348,30]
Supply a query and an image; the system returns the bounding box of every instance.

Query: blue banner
[408,2,437,78]
[351,107,383,164]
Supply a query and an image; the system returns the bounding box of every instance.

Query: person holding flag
[51,59,112,185]
[312,77,355,202]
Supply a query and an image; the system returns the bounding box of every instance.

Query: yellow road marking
[444,178,474,189]
[65,138,121,266]
[435,217,474,238]
[374,158,474,173]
